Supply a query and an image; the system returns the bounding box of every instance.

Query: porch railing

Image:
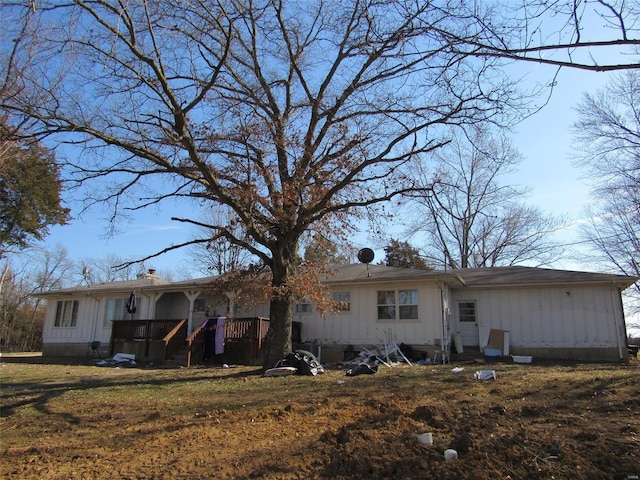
[162,319,188,363]
[110,319,186,359]
[185,323,205,368]
[186,317,270,367]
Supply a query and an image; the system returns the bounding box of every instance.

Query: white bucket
[444,449,458,462]
[416,433,433,445]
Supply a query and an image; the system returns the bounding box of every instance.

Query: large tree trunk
[262,242,297,369]
[263,294,293,369]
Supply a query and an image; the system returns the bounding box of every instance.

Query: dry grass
[1,355,639,479]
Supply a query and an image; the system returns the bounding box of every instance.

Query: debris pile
[344,341,425,369]
[264,350,325,377]
[95,353,137,368]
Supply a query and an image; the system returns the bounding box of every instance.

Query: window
[332,291,351,311]
[54,300,79,327]
[377,290,396,319]
[194,298,206,313]
[398,289,418,319]
[377,289,418,320]
[295,302,312,313]
[458,301,476,322]
[104,298,128,326]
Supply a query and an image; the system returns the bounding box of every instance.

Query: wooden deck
[110,317,271,365]
[186,317,270,366]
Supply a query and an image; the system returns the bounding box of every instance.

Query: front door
[457,301,479,347]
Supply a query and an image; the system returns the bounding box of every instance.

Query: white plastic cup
[416,432,433,445]
[444,449,458,462]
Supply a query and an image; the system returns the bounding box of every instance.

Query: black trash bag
[274,350,325,376]
[294,350,325,375]
[345,364,378,376]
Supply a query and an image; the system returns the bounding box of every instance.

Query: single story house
[36,264,637,363]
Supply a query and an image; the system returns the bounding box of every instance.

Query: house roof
[324,264,637,289]
[446,265,637,289]
[323,263,463,285]
[35,264,638,297]
[36,274,171,297]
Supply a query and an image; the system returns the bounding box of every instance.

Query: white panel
[43,296,95,343]
[451,285,622,349]
[298,282,443,346]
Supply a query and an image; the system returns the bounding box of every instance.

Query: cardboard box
[487,329,510,356]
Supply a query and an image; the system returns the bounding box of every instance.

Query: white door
[457,301,479,347]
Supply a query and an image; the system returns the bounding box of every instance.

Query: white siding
[42,296,105,344]
[295,281,444,347]
[451,285,623,349]
[42,291,158,345]
[156,293,190,319]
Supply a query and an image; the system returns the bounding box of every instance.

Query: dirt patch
[1,358,638,479]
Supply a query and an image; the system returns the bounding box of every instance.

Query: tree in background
[408,126,565,269]
[183,206,255,277]
[0,246,74,352]
[573,71,640,319]
[383,239,430,270]
[2,1,635,366]
[76,254,155,285]
[0,122,70,255]
[303,234,351,267]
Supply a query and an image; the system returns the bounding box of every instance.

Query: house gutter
[436,280,448,352]
[87,294,101,343]
[612,285,626,362]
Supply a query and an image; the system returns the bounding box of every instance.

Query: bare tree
[573,70,640,319]
[0,246,74,352]
[450,1,640,72]
[2,1,596,366]
[181,205,256,277]
[77,254,152,285]
[408,126,565,269]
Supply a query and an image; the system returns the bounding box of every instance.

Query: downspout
[612,285,628,362]
[87,293,100,342]
[437,280,448,352]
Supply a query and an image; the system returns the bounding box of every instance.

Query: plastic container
[444,449,458,462]
[512,355,533,364]
[474,370,497,380]
[416,433,433,445]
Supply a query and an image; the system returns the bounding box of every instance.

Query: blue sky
[40,64,615,276]
[34,62,640,333]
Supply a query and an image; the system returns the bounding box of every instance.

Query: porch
[110,317,271,366]
[185,317,271,366]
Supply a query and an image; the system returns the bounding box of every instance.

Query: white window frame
[332,291,351,312]
[54,300,79,327]
[458,301,476,323]
[377,289,418,321]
